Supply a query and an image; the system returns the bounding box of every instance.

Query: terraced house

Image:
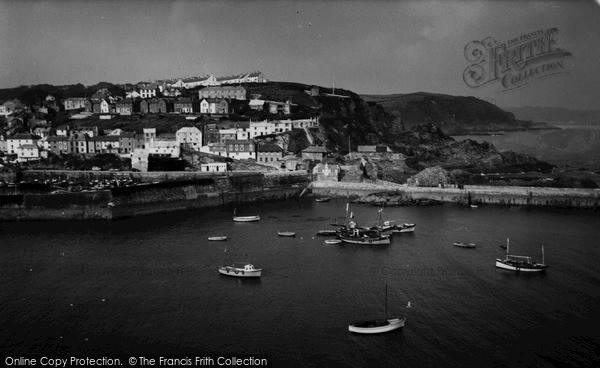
[199,86,246,100]
[225,139,255,160]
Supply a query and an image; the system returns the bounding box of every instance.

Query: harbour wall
[0,172,311,220]
[311,181,600,209]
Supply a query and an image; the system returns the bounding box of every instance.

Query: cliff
[361,92,551,134]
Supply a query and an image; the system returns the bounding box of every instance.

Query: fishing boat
[349,285,406,334]
[317,229,339,236]
[361,207,398,233]
[233,215,260,222]
[324,239,342,244]
[338,228,391,245]
[218,263,262,278]
[495,238,548,272]
[453,242,476,248]
[393,223,416,233]
[315,197,330,202]
[208,236,227,241]
[278,231,296,237]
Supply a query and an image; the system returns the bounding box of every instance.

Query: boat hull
[324,239,342,244]
[349,318,405,334]
[495,260,547,272]
[208,236,227,241]
[339,236,391,245]
[278,232,296,237]
[317,230,339,236]
[219,267,261,278]
[393,224,416,233]
[454,242,475,248]
[233,216,260,222]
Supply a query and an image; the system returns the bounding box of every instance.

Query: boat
[495,238,548,272]
[278,231,296,237]
[453,242,476,248]
[315,197,330,202]
[233,215,260,222]
[349,285,406,334]
[218,263,262,278]
[324,239,342,244]
[317,229,339,236]
[338,228,391,245]
[361,207,398,233]
[392,223,416,233]
[208,236,227,241]
[470,204,478,208]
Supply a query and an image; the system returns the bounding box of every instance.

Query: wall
[0,172,311,220]
[311,181,600,209]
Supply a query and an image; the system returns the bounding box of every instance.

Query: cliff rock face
[361,92,544,134]
[399,124,553,174]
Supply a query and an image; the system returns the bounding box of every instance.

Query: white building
[225,139,255,160]
[273,120,293,133]
[148,136,180,158]
[249,120,273,138]
[100,99,111,113]
[16,144,41,162]
[6,133,40,155]
[180,74,219,89]
[63,97,88,110]
[139,84,159,99]
[200,162,228,172]
[176,127,202,151]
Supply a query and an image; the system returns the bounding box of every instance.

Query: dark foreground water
[1,199,599,367]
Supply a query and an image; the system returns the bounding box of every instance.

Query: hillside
[361,92,550,134]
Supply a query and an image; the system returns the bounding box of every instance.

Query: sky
[1,0,599,110]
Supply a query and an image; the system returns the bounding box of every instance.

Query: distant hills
[361,92,550,134]
[502,106,600,126]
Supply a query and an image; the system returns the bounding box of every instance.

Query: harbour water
[1,198,599,367]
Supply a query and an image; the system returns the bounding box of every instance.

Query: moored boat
[453,242,476,248]
[278,231,296,237]
[315,197,330,202]
[218,263,262,278]
[233,215,260,222]
[393,223,416,233]
[317,229,339,236]
[338,228,390,245]
[349,285,405,334]
[208,236,227,241]
[495,238,547,272]
[324,239,342,244]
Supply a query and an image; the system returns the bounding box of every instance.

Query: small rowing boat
[278,231,296,237]
[453,242,476,248]
[324,239,342,244]
[315,197,330,202]
[208,236,227,241]
[233,215,260,222]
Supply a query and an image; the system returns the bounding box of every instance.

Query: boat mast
[542,245,545,264]
[507,238,509,254]
[385,284,388,320]
[345,202,349,226]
